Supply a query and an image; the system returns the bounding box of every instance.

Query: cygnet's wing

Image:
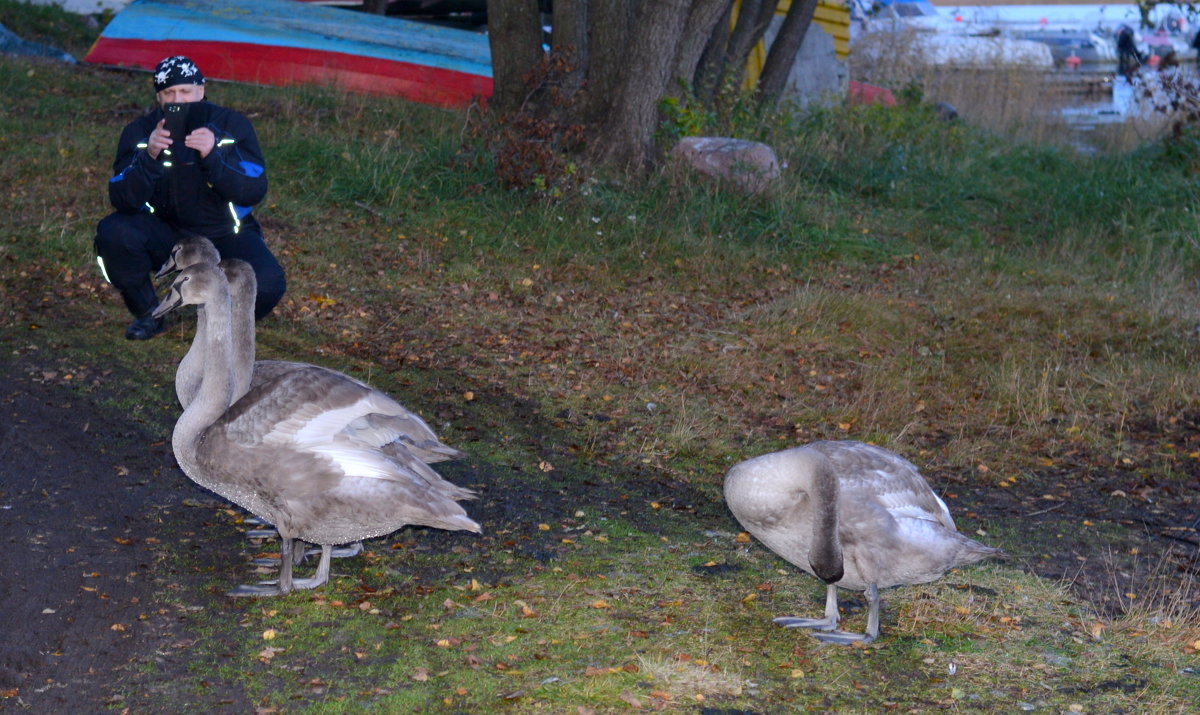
[806,440,956,530]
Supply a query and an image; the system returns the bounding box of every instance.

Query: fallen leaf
[411,667,430,682]
[735,532,751,543]
[258,646,284,662]
[618,690,642,708]
[590,600,611,609]
[262,629,277,640]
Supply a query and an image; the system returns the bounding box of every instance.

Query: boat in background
[934,2,1198,68]
[83,0,492,108]
[851,0,1055,68]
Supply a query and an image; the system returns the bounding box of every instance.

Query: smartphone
[162,102,190,144]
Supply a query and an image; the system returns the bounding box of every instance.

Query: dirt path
[0,347,1196,712]
[0,356,253,712]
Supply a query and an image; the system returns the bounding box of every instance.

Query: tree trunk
[594,0,694,169]
[485,0,545,114]
[694,2,732,103]
[755,0,818,104]
[551,0,590,99]
[670,0,733,100]
[578,0,636,127]
[725,0,780,73]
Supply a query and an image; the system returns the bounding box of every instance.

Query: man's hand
[147,118,172,159]
[146,122,215,161]
[184,127,216,159]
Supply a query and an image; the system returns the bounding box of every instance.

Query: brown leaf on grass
[590,600,611,609]
[411,667,430,681]
[112,537,135,545]
[619,690,643,708]
[257,646,284,662]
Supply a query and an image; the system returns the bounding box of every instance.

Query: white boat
[851,0,1055,68]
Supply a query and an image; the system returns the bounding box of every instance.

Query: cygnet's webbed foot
[774,615,838,631]
[225,571,330,596]
[226,581,286,598]
[810,629,875,645]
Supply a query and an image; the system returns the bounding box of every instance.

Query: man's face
[157,83,205,106]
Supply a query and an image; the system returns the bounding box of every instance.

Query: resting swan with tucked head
[157,237,463,465]
[724,440,1003,644]
[153,261,480,595]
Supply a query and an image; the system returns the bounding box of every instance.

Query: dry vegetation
[0,3,1198,709]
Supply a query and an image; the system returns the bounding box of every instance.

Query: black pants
[94,212,287,320]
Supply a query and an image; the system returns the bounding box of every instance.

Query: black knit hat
[153,56,205,93]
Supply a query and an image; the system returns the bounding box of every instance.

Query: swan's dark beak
[152,286,184,319]
[154,253,179,280]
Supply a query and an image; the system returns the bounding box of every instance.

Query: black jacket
[107,101,268,237]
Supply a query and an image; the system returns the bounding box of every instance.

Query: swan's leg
[775,583,840,631]
[248,538,306,568]
[227,537,296,597]
[290,544,333,591]
[864,583,881,641]
[254,541,362,568]
[810,583,879,645]
[278,538,296,593]
[306,541,363,559]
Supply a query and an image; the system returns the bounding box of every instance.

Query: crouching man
[95,55,286,339]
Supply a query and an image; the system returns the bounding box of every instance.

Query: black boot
[120,281,163,340]
[125,312,164,340]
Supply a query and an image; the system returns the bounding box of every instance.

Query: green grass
[2,5,1200,710]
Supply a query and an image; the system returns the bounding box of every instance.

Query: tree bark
[756,0,819,104]
[594,0,694,169]
[670,0,734,100]
[725,0,780,72]
[485,0,545,114]
[694,2,733,102]
[578,0,636,127]
[551,0,589,99]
